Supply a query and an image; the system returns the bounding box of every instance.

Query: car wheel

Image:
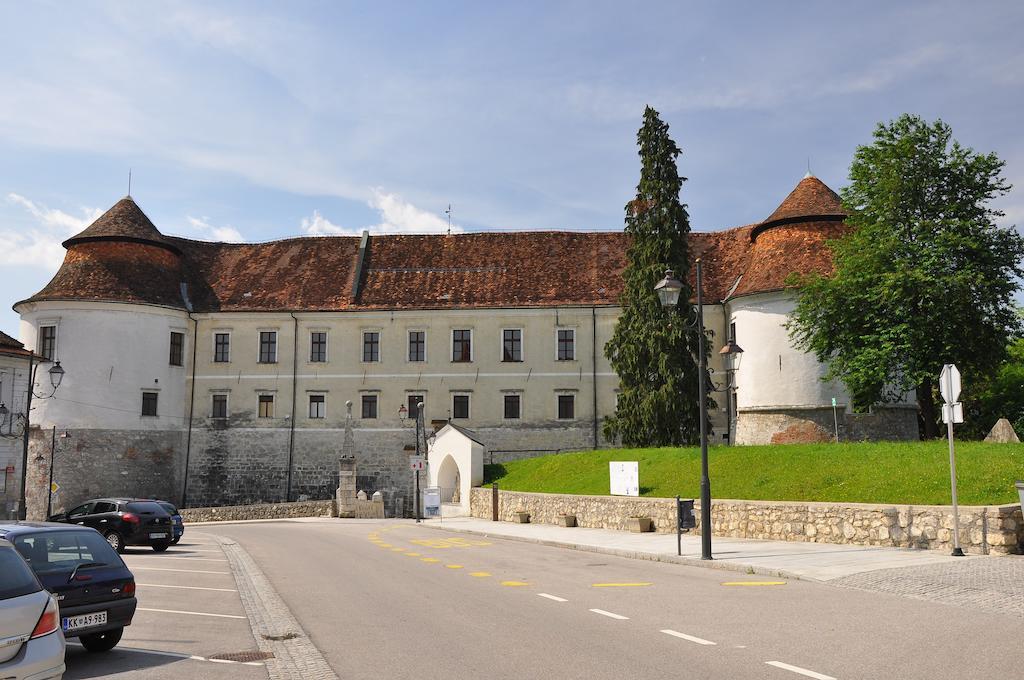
[171,536,180,545]
[104,531,124,554]
[80,627,124,653]
[152,541,170,552]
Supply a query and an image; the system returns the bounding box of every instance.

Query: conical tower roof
[63,196,180,254]
[751,175,845,241]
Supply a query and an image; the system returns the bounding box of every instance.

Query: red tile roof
[0,330,33,359]
[19,177,848,311]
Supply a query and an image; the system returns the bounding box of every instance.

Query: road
[200,519,1022,680]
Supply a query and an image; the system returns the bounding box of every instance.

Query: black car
[0,522,136,653]
[49,498,174,553]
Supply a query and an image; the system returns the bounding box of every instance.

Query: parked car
[1,523,136,654]
[153,500,184,545]
[0,536,65,679]
[48,499,173,553]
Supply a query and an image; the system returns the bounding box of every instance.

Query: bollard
[492,482,499,521]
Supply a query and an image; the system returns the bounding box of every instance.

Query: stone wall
[181,499,334,523]
[736,405,918,445]
[26,427,184,520]
[470,488,1024,555]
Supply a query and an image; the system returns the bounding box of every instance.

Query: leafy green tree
[604,106,710,446]
[788,114,1024,438]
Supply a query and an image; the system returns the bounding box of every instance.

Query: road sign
[409,456,425,471]
[50,482,59,494]
[940,364,962,404]
[942,402,964,424]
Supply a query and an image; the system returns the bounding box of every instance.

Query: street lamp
[18,355,68,520]
[718,340,744,445]
[655,262,713,560]
[399,401,426,522]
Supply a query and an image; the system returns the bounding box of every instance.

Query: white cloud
[300,190,461,238]
[0,194,100,269]
[185,215,244,242]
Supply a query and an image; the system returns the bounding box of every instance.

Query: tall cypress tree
[604,106,707,446]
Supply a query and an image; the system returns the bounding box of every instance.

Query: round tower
[13,196,191,518]
[729,175,916,444]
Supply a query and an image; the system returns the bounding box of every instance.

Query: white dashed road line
[129,566,229,574]
[660,629,716,646]
[137,583,237,592]
[137,607,247,619]
[766,661,837,680]
[537,593,568,602]
[589,608,629,620]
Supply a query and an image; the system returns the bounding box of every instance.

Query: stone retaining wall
[470,488,1024,555]
[181,500,335,523]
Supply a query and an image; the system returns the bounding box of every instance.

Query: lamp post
[19,358,66,520]
[655,262,714,560]
[718,340,744,444]
[399,401,426,522]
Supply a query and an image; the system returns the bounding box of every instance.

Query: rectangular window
[310,332,327,363]
[211,394,228,418]
[258,394,274,418]
[502,329,522,362]
[169,331,184,367]
[361,394,378,419]
[408,331,425,362]
[557,329,575,361]
[363,332,380,362]
[259,331,277,364]
[729,321,737,343]
[39,326,56,361]
[503,394,521,419]
[141,392,158,417]
[557,394,575,420]
[309,394,325,419]
[214,333,230,363]
[408,395,424,420]
[452,330,472,362]
[452,394,470,419]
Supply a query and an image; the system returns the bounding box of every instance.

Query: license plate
[149,532,167,539]
[63,611,107,632]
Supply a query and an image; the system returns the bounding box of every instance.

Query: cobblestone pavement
[831,556,1024,619]
[216,535,339,680]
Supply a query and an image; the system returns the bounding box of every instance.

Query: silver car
[0,538,65,680]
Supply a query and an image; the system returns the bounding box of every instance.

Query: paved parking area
[63,531,268,680]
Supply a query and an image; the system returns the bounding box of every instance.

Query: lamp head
[654,269,683,308]
[48,361,65,389]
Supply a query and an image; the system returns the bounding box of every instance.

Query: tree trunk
[917,379,939,439]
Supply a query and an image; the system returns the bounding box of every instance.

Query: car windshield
[126,501,168,515]
[13,531,121,575]
[0,546,42,600]
[156,501,178,515]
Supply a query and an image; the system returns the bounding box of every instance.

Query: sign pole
[676,496,681,556]
[831,397,839,443]
[941,365,965,557]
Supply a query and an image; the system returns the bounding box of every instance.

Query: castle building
[13,175,917,517]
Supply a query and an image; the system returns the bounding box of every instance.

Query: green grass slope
[483,441,1024,506]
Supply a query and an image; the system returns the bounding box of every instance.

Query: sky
[1,1,1023,336]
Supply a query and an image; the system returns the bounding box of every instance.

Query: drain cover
[209,651,276,662]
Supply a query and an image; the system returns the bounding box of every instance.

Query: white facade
[0,352,31,518]
[17,301,190,431]
[427,424,485,517]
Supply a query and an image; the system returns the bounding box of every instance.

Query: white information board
[609,461,639,497]
[423,487,441,517]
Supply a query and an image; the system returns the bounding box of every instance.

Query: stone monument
[336,400,358,518]
[984,418,1020,443]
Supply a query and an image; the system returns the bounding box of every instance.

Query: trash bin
[678,498,696,530]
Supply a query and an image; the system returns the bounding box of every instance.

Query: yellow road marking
[446,565,464,569]
[592,583,653,588]
[721,581,787,586]
[421,558,440,563]
[378,543,392,548]
[470,571,491,578]
[391,548,405,552]
[501,581,530,587]
[411,537,492,549]
[405,552,421,557]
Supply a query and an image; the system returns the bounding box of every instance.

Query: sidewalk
[419,516,985,582]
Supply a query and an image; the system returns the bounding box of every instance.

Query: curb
[416,521,813,582]
[214,534,339,680]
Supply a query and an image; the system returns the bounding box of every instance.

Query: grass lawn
[483,441,1024,506]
